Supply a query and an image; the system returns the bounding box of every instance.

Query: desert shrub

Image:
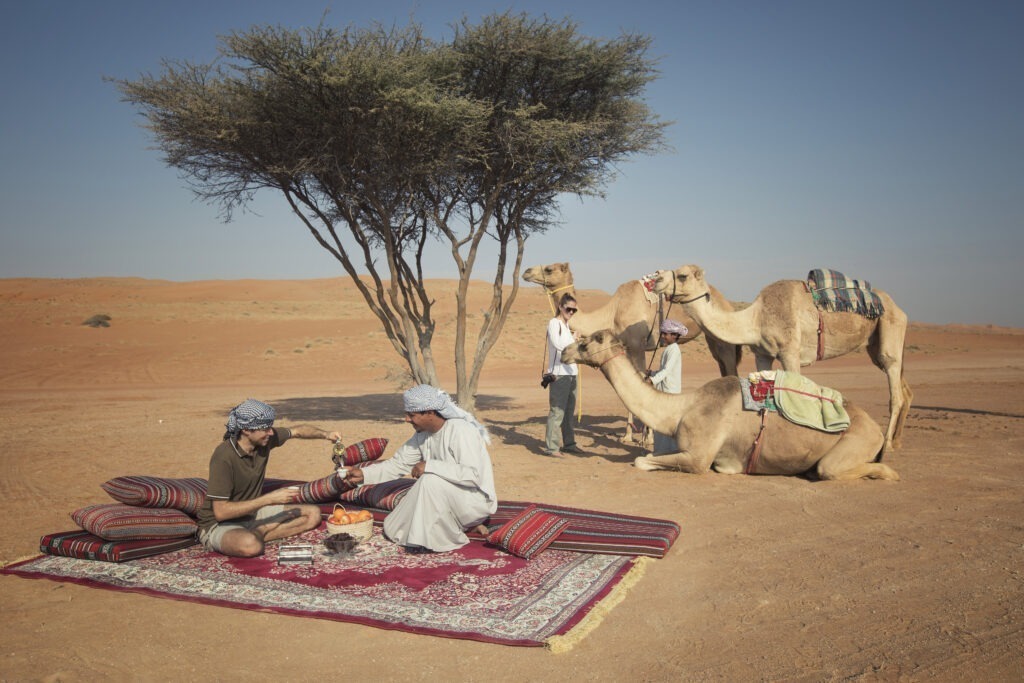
[83,314,112,328]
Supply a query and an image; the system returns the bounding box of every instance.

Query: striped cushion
[293,471,357,504]
[487,505,569,559]
[339,477,414,510]
[72,504,198,541]
[39,529,197,562]
[101,476,207,517]
[479,502,681,558]
[334,438,389,467]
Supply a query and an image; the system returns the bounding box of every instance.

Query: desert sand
[1,276,1022,682]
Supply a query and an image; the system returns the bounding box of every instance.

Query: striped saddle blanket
[806,268,885,319]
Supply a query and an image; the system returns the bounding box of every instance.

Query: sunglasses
[563,307,578,313]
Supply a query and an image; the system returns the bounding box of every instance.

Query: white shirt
[546,317,579,376]
[361,418,497,508]
[650,342,682,394]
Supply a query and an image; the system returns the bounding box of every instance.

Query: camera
[540,373,556,389]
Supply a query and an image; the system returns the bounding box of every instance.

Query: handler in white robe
[647,319,687,455]
[343,385,497,552]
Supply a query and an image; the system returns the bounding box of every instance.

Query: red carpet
[3,526,649,651]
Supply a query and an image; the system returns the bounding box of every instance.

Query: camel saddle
[740,371,850,433]
[806,268,885,319]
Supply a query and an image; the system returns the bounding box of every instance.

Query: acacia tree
[116,12,667,409]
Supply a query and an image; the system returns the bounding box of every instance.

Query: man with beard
[197,399,341,557]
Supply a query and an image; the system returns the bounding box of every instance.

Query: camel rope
[540,269,576,317]
[676,290,711,305]
[745,409,769,474]
[600,349,628,368]
[802,281,826,361]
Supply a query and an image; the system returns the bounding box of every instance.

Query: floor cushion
[339,477,414,510]
[101,475,207,517]
[487,504,569,559]
[72,503,198,541]
[39,529,198,562]
[333,437,389,467]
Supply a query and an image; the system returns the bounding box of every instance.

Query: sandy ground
[0,276,1022,682]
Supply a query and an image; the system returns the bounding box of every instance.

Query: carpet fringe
[1,554,40,570]
[545,556,652,654]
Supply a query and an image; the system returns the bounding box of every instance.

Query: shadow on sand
[914,404,1023,419]
[261,392,642,463]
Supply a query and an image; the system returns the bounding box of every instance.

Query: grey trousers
[653,430,677,455]
[545,375,578,453]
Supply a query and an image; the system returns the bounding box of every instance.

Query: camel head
[522,262,574,291]
[561,329,625,368]
[654,265,707,303]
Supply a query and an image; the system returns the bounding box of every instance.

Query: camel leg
[869,309,911,454]
[705,334,740,377]
[633,450,713,474]
[890,376,913,450]
[815,413,898,481]
[754,353,775,372]
[622,412,653,446]
[867,358,909,457]
[623,411,638,443]
[621,347,652,443]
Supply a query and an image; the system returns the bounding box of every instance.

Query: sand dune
[1,277,1022,681]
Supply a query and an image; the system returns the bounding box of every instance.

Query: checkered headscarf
[224,399,275,439]
[403,384,490,444]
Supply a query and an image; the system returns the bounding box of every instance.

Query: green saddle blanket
[772,370,850,432]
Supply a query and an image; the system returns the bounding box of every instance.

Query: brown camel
[654,265,912,456]
[522,262,742,375]
[563,330,899,480]
[523,261,731,444]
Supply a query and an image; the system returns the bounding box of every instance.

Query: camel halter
[664,272,711,306]
[676,291,711,305]
[540,271,576,317]
[599,348,627,368]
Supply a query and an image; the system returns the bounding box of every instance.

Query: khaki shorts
[198,504,286,552]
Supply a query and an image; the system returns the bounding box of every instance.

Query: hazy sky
[3,1,1022,326]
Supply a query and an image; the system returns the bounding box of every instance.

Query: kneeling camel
[562,330,899,480]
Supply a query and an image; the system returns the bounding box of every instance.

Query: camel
[522,262,743,375]
[654,265,912,456]
[562,330,899,480]
[524,261,740,443]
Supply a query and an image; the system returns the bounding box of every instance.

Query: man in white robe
[342,385,497,552]
[647,319,687,455]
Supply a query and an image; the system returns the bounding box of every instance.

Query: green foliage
[115,12,668,408]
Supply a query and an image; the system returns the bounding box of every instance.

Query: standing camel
[563,330,899,480]
[524,261,739,443]
[654,265,911,456]
[522,262,742,375]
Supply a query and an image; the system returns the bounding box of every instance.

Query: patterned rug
[3,527,648,652]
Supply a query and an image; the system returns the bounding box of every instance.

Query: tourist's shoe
[562,445,585,455]
[541,449,566,458]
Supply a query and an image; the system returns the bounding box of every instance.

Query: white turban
[660,319,689,336]
[403,384,490,444]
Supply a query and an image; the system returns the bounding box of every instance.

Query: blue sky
[2,1,1022,326]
